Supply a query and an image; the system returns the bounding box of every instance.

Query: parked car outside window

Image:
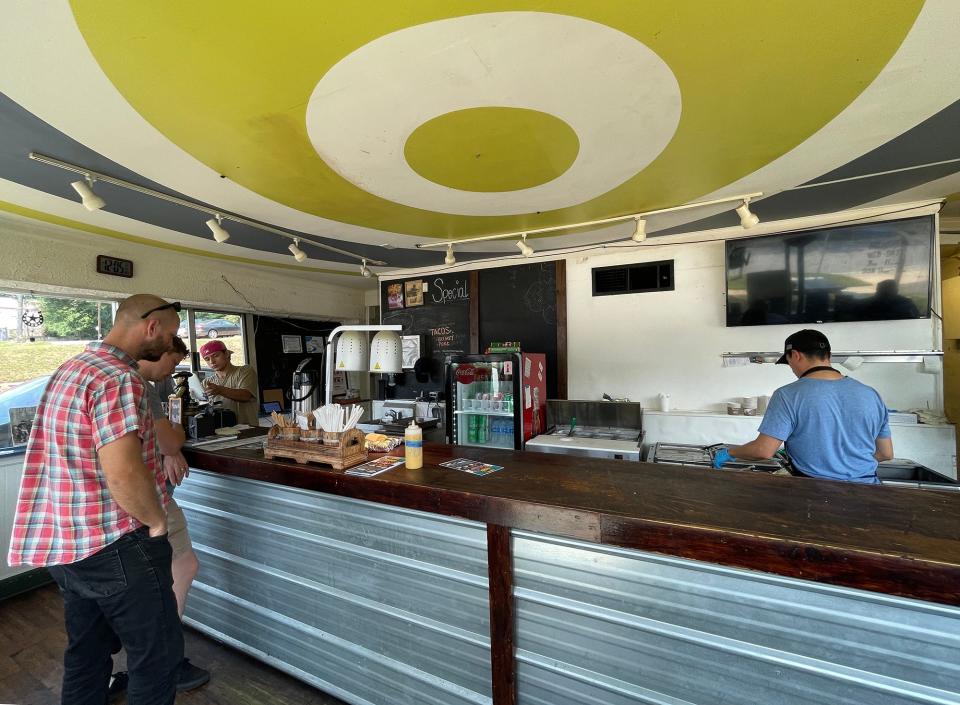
[177,318,241,339]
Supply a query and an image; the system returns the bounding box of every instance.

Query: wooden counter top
[183,442,960,607]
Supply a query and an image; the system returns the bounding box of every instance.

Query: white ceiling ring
[306,11,682,216]
[0,3,957,244]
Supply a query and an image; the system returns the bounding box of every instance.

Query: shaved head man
[8,293,185,705]
[110,294,182,363]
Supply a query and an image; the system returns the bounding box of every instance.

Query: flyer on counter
[346,456,405,477]
[440,458,504,476]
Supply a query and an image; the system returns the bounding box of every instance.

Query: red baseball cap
[199,340,228,358]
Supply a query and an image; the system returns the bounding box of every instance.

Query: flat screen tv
[725,216,934,327]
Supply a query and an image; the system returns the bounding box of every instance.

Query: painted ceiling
[1,2,959,282]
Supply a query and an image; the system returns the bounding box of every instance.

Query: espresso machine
[289,357,323,419]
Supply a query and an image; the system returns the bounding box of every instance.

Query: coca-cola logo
[455,365,476,385]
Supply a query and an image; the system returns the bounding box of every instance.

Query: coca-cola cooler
[445,353,547,450]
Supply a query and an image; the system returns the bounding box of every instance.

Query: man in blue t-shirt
[714,330,893,483]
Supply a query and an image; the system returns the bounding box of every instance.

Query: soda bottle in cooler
[467,413,477,443]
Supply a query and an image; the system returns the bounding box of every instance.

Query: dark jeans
[47,527,184,705]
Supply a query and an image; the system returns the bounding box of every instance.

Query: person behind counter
[714,329,894,483]
[198,339,259,425]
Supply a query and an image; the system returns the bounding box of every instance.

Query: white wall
[566,240,941,412]
[0,214,366,321]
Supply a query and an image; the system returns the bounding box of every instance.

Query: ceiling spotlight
[206,214,231,243]
[444,243,456,266]
[516,234,534,257]
[736,199,760,229]
[70,176,105,211]
[631,217,647,243]
[288,238,307,262]
[361,259,372,277]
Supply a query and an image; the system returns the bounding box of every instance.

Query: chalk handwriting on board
[431,278,468,305]
[430,325,457,350]
[525,265,557,324]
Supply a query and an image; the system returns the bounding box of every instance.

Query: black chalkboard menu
[380,274,471,397]
[478,262,559,399]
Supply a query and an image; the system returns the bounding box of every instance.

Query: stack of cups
[726,402,742,415]
[742,397,758,417]
[757,395,770,414]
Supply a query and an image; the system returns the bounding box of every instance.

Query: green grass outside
[0,341,87,385]
[0,334,246,389]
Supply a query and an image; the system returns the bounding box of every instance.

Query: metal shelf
[454,409,514,417]
[722,350,943,364]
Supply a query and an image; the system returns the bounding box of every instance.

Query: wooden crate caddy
[264,427,368,470]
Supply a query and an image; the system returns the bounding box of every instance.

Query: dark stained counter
[183,441,960,607]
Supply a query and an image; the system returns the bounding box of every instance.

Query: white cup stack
[741,397,758,417]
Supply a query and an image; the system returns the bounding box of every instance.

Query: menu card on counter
[440,458,504,476]
[346,456,405,477]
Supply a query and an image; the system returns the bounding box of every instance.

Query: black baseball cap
[776,329,830,364]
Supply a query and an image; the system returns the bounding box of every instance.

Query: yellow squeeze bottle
[405,419,423,469]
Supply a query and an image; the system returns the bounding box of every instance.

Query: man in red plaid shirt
[8,294,184,705]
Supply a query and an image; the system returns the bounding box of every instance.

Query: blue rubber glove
[713,447,733,469]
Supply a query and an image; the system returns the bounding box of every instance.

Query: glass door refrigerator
[445,353,547,450]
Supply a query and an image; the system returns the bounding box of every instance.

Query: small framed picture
[304,335,325,354]
[9,406,38,447]
[404,281,424,307]
[401,335,421,368]
[386,282,404,309]
[167,396,183,425]
[281,335,303,354]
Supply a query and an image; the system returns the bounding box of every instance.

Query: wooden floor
[0,584,350,705]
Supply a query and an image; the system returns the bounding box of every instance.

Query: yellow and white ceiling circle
[0,0,946,255]
[306,12,681,216]
[59,1,924,240]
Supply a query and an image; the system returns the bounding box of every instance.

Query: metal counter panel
[176,470,492,705]
[512,532,960,705]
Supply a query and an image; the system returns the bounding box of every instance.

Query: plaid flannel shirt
[7,342,165,567]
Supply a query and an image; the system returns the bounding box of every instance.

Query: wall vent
[592,260,674,296]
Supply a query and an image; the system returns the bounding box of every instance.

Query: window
[0,291,116,447]
[180,309,247,372]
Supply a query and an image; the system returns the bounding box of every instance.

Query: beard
[137,335,170,362]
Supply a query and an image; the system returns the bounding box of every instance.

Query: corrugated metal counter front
[176,470,492,705]
[181,442,960,705]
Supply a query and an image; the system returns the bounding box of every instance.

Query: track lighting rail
[28,152,386,267]
[416,191,763,266]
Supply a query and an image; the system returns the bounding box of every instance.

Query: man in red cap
[199,340,259,425]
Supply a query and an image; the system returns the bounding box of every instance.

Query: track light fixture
[516,234,534,257]
[736,198,760,228]
[28,152,387,266]
[416,191,763,264]
[206,213,231,243]
[70,176,105,211]
[360,259,372,277]
[288,238,307,262]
